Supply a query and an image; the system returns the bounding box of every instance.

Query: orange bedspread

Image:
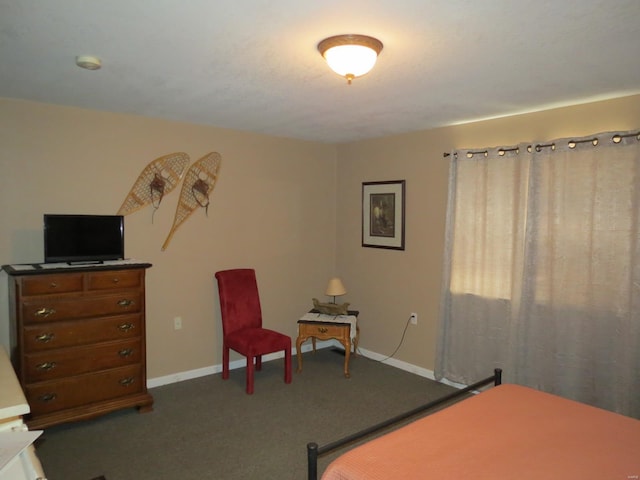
[321,384,640,480]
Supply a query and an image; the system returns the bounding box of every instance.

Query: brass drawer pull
[119,377,135,386]
[35,333,55,343]
[49,282,58,288]
[118,348,134,357]
[118,322,135,332]
[112,277,120,283]
[117,299,135,307]
[35,307,56,318]
[318,327,328,333]
[38,393,57,403]
[36,361,57,371]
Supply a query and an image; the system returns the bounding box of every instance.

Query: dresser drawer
[24,338,142,382]
[26,364,143,415]
[21,291,142,323]
[87,270,142,291]
[22,313,142,352]
[21,273,84,296]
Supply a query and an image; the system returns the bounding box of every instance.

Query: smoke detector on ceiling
[75,55,102,70]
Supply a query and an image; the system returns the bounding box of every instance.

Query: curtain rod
[442,131,639,158]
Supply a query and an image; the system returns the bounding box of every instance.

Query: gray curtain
[436,130,640,418]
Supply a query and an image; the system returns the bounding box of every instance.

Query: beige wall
[0,98,337,379]
[336,94,640,372]
[1,94,639,382]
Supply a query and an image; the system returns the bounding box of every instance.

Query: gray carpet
[35,348,458,480]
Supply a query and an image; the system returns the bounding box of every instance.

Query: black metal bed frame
[306,368,503,480]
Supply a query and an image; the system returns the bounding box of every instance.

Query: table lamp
[325,277,347,304]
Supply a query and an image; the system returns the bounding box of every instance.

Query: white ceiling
[1,0,639,144]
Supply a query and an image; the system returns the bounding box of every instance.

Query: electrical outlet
[174,316,183,330]
[410,312,418,325]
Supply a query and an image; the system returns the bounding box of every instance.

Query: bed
[307,369,640,480]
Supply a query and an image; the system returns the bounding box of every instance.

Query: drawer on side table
[299,321,349,340]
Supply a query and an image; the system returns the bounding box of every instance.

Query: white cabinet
[0,347,46,480]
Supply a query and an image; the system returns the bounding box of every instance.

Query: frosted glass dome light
[318,34,383,84]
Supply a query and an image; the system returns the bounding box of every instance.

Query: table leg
[296,335,305,373]
[342,339,352,378]
[353,324,360,356]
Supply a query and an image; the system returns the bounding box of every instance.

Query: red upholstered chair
[215,268,292,394]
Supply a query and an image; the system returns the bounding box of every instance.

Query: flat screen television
[44,214,125,264]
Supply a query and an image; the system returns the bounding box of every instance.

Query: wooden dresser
[3,263,153,429]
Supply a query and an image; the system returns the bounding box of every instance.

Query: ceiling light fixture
[75,55,102,70]
[317,34,383,85]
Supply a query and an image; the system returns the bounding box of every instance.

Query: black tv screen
[44,214,125,263]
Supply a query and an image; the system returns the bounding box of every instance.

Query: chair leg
[284,348,292,384]
[246,356,255,394]
[256,355,262,371]
[222,345,230,380]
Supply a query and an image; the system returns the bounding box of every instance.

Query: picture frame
[362,180,405,250]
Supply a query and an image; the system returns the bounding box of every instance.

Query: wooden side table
[296,310,359,378]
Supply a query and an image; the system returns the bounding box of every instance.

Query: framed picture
[362,180,405,250]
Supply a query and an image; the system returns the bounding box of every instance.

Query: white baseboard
[355,347,469,390]
[147,340,334,389]
[148,340,469,390]
[355,347,436,380]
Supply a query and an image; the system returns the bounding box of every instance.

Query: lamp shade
[325,277,347,297]
[318,34,383,84]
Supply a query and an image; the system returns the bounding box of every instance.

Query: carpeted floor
[35,348,458,480]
